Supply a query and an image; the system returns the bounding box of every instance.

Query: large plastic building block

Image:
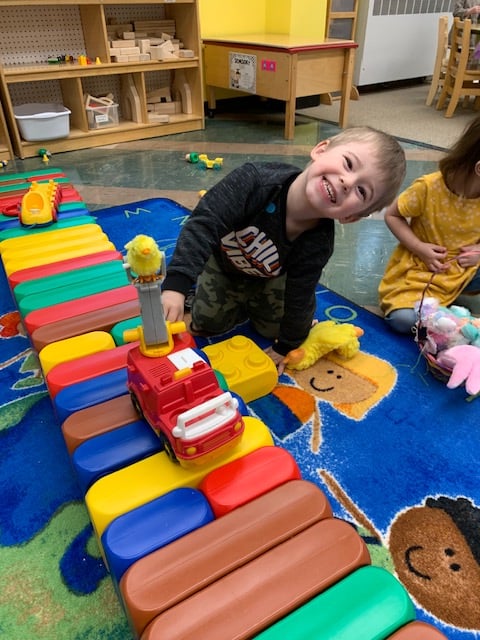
[199,446,301,517]
[0,222,106,254]
[18,268,130,316]
[85,416,274,543]
[120,480,332,638]
[30,299,141,351]
[387,621,449,639]
[39,331,116,376]
[7,249,123,290]
[23,285,138,335]
[111,316,142,345]
[13,259,128,302]
[54,368,129,423]
[62,395,139,455]
[102,488,214,584]
[72,420,163,494]
[139,518,369,640]
[202,335,278,403]
[254,565,416,640]
[47,343,137,398]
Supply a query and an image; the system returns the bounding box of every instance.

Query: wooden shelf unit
[0,0,205,159]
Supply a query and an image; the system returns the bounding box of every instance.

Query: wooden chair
[425,15,450,107]
[436,17,480,117]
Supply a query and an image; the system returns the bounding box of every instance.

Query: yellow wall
[199,0,327,39]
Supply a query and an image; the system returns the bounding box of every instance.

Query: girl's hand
[457,245,480,268]
[264,346,285,375]
[162,290,186,322]
[416,242,448,272]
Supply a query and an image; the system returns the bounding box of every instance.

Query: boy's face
[305,139,379,222]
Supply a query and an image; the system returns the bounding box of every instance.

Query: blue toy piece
[101,487,214,583]
[72,419,163,494]
[54,368,128,423]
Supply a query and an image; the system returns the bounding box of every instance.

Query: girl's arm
[384,201,448,272]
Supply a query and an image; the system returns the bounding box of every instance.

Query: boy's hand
[457,245,480,268]
[264,346,285,375]
[162,290,186,322]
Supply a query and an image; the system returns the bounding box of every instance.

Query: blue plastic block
[72,420,162,494]
[102,487,214,583]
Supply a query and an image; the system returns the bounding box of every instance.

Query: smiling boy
[162,126,406,372]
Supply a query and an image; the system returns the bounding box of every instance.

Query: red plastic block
[30,299,141,351]
[139,518,369,640]
[8,250,123,289]
[120,480,332,638]
[23,285,138,335]
[47,342,138,398]
[61,395,139,455]
[387,621,449,639]
[199,446,301,517]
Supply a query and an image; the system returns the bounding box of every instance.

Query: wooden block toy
[387,621,450,639]
[7,250,123,290]
[47,343,137,398]
[102,487,214,583]
[1,237,116,276]
[62,395,139,455]
[13,259,127,302]
[18,268,130,316]
[254,566,416,640]
[85,416,274,542]
[72,419,163,494]
[139,517,369,640]
[39,331,116,376]
[30,298,141,351]
[120,480,332,637]
[54,368,129,423]
[199,446,301,517]
[23,285,138,335]
[202,335,278,403]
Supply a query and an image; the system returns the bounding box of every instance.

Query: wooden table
[202,34,358,140]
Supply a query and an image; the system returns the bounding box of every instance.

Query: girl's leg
[384,308,417,334]
[191,255,246,334]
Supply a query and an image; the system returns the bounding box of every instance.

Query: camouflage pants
[191,254,286,339]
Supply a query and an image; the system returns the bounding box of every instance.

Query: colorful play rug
[1,181,479,639]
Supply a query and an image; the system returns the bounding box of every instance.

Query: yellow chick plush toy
[283,320,364,371]
[124,234,163,280]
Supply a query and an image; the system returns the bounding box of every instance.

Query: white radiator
[354,0,453,86]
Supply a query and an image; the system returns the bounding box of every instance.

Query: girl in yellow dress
[379,115,480,334]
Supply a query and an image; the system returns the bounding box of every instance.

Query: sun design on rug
[251,349,397,452]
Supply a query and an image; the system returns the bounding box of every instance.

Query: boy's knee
[384,308,417,334]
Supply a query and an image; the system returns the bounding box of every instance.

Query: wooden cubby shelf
[0,0,205,158]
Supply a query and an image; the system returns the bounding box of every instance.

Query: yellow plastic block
[202,335,278,403]
[85,416,274,543]
[0,223,107,253]
[39,331,116,376]
[2,239,116,276]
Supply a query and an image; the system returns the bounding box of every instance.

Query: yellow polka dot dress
[379,171,480,316]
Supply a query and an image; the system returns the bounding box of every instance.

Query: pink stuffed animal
[437,345,480,396]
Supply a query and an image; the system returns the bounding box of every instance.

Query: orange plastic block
[199,446,301,517]
[39,331,116,376]
[387,621,450,639]
[202,335,278,403]
[62,395,140,455]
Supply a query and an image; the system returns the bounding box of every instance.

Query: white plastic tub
[13,103,71,141]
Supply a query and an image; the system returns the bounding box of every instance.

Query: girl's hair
[439,115,480,187]
[328,126,407,215]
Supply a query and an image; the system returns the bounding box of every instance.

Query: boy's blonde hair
[328,126,406,215]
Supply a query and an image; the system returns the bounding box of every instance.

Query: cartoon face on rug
[389,496,480,629]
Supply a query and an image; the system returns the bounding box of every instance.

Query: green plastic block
[0,216,97,242]
[256,566,415,640]
[111,317,142,345]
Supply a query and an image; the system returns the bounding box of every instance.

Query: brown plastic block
[387,621,449,639]
[30,298,140,351]
[120,479,332,637]
[61,395,139,455]
[139,517,370,640]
